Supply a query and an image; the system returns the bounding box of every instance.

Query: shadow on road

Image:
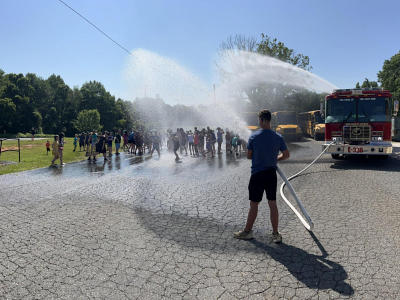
[249,238,354,296]
[134,207,354,296]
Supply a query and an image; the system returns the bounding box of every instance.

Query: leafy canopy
[378,51,400,100]
[74,109,101,132]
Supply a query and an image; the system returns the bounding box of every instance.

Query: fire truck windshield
[326,97,390,123]
[358,97,390,122]
[326,98,356,123]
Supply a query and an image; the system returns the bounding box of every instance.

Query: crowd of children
[47,127,247,166]
[166,127,246,161]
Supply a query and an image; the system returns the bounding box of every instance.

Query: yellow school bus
[247,125,259,131]
[298,110,325,140]
[271,111,302,141]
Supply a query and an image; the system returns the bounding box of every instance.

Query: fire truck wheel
[331,154,341,159]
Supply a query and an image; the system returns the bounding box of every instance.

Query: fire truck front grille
[343,125,370,143]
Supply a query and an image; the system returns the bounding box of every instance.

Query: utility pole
[213,84,216,105]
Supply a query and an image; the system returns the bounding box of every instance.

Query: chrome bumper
[322,142,393,155]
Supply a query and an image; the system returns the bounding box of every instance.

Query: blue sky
[1,0,399,103]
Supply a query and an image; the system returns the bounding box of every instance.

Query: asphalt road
[0,139,399,299]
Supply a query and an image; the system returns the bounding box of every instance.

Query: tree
[219,34,258,52]
[220,33,313,113]
[0,98,16,133]
[355,78,379,89]
[0,70,142,136]
[257,34,311,71]
[80,81,121,130]
[74,109,101,132]
[378,51,400,100]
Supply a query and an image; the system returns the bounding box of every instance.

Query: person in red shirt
[45,140,50,155]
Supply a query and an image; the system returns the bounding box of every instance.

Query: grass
[0,138,88,175]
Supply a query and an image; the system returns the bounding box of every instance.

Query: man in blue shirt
[234,109,290,243]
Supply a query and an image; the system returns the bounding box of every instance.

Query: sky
[1,0,399,104]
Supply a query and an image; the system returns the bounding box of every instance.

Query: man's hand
[277,149,289,161]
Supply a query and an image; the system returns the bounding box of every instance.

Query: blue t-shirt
[247,129,287,175]
[217,131,223,142]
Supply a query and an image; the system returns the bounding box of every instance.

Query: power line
[56,0,131,55]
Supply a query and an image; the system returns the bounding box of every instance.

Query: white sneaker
[272,232,282,243]
[233,230,254,240]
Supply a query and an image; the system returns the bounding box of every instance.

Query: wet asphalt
[0,139,399,299]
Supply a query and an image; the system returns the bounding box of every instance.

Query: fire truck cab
[323,88,393,158]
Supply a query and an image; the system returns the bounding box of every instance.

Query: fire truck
[323,88,394,159]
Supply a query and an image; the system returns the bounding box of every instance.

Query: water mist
[124,49,338,139]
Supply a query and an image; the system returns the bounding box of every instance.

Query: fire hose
[276,141,334,231]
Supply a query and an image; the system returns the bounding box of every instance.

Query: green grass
[0,138,87,175]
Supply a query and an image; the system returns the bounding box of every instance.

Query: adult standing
[234,109,289,243]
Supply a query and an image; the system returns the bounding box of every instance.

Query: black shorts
[248,168,277,202]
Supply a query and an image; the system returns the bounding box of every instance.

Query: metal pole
[213,84,216,105]
[18,138,20,162]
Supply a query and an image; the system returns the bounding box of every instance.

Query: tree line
[0,69,208,136]
[0,70,138,136]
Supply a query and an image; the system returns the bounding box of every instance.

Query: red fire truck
[323,88,393,159]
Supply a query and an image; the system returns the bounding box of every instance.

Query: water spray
[277,141,334,231]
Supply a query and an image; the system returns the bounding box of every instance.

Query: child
[115,131,121,155]
[50,136,59,166]
[46,140,50,155]
[58,132,65,166]
[210,129,216,157]
[85,132,90,152]
[206,134,212,157]
[122,130,128,151]
[173,134,180,161]
[96,132,107,161]
[73,134,78,152]
[107,131,113,157]
[187,131,194,156]
[79,133,85,151]
[232,135,238,155]
[217,128,224,154]
[193,130,199,156]
[225,130,232,153]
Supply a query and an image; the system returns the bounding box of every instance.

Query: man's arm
[247,149,252,159]
[277,149,290,161]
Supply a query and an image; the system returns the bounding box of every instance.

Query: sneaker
[233,230,254,240]
[272,232,282,244]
